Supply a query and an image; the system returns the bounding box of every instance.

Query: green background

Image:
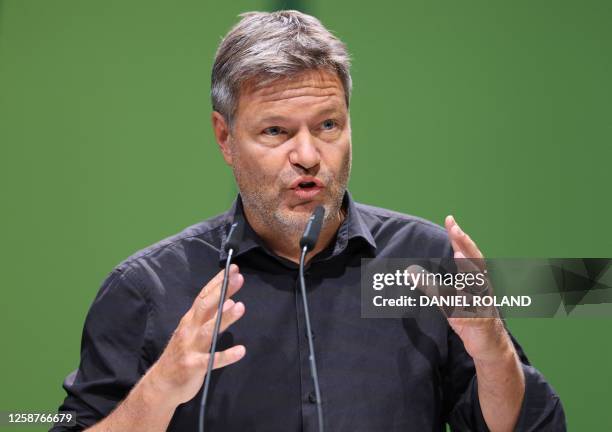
[1,0,610,430]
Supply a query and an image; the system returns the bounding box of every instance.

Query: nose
[288,128,321,171]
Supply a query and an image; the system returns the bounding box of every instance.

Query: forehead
[236,69,347,120]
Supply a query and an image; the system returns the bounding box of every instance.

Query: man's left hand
[444,215,515,362]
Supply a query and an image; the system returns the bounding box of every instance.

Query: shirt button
[307,392,318,404]
[305,329,315,340]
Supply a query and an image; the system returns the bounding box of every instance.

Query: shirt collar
[218,190,377,264]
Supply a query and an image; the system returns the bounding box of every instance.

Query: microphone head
[224,216,244,254]
[299,205,325,251]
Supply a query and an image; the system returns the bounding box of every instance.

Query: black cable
[198,247,233,432]
[299,244,324,432]
[198,218,243,432]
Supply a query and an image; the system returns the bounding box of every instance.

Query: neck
[244,205,346,265]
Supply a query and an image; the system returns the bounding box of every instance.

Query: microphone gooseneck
[299,205,326,432]
[199,217,244,432]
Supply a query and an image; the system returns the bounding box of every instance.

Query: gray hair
[211,10,352,128]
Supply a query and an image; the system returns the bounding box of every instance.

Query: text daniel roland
[372,294,532,308]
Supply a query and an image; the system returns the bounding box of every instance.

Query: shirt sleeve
[445,328,567,431]
[50,267,151,431]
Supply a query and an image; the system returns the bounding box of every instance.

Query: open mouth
[297,181,317,189]
[290,178,323,200]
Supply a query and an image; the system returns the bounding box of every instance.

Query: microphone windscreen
[299,205,325,251]
[224,216,244,254]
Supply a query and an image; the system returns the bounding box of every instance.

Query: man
[52,10,565,432]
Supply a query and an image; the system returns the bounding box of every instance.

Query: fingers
[446,214,490,280]
[199,299,246,347]
[217,301,245,333]
[406,264,456,298]
[445,216,499,318]
[196,267,227,300]
[192,264,244,324]
[157,272,247,403]
[405,264,458,319]
[209,345,246,370]
[454,250,482,274]
[445,215,482,257]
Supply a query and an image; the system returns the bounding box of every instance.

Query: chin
[273,208,312,232]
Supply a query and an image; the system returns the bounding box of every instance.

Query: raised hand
[148,264,247,405]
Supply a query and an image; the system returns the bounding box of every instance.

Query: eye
[263,126,283,136]
[321,119,337,130]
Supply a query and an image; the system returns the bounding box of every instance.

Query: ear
[211,111,233,166]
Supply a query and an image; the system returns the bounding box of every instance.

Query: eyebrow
[256,106,345,125]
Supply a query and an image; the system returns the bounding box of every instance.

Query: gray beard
[238,185,346,240]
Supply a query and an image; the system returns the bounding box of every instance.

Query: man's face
[219,69,352,236]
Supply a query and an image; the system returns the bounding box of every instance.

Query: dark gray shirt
[52,191,565,431]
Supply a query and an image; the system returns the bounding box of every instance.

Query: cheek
[234,144,289,181]
[325,140,351,173]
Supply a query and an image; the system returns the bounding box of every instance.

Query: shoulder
[354,201,451,257]
[112,210,232,278]
[355,201,447,235]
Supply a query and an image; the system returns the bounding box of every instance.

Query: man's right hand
[84,264,246,432]
[146,263,247,406]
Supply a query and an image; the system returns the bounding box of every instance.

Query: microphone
[298,205,326,432]
[199,216,244,432]
[300,205,325,251]
[224,217,244,254]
